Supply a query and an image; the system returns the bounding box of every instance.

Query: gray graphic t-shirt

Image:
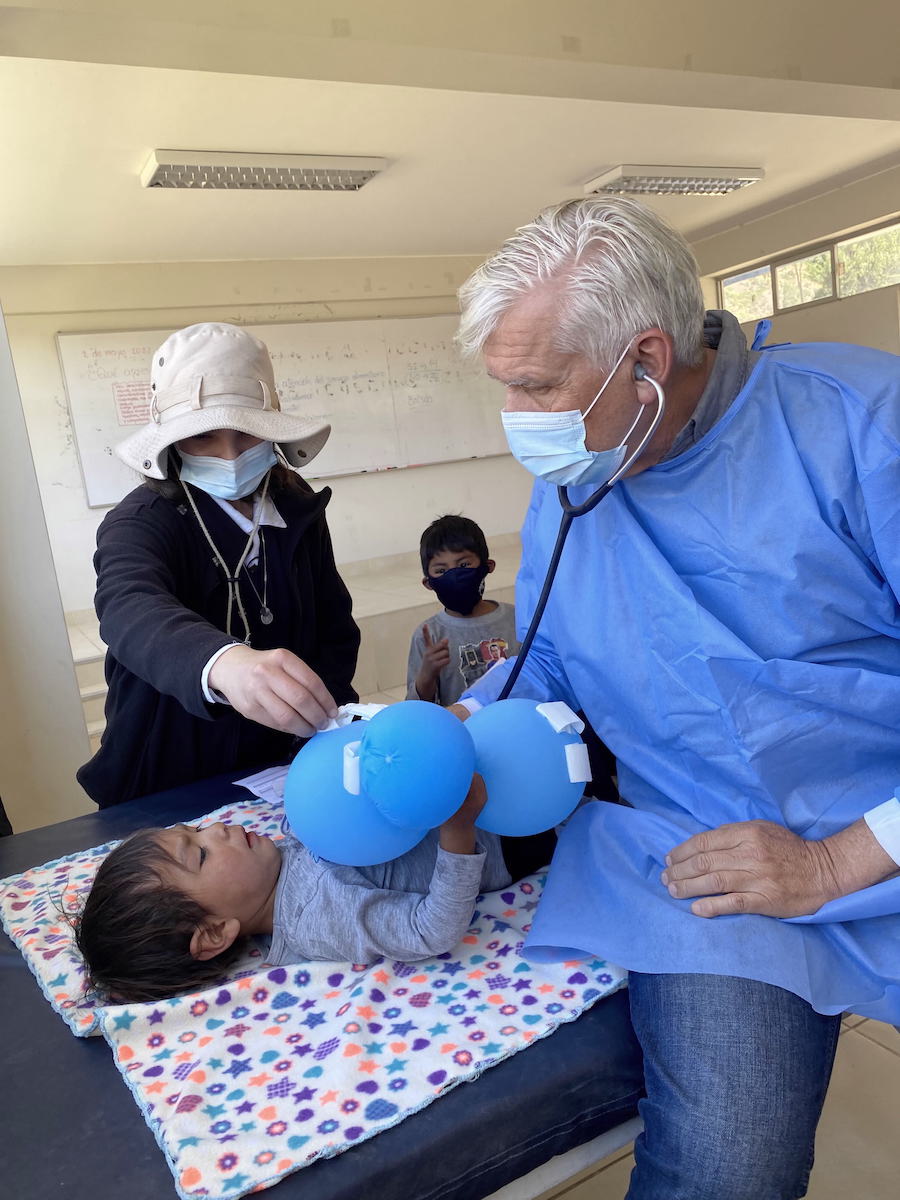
[406,601,518,706]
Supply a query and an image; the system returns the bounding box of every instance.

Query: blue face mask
[500,340,644,488]
[428,564,489,615]
[178,441,277,500]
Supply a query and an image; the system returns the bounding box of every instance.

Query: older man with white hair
[453,197,900,1199]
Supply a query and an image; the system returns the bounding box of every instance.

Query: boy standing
[407,515,517,706]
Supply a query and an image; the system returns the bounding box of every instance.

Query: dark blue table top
[0,773,643,1200]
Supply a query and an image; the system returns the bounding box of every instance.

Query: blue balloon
[359,701,475,829]
[465,700,588,836]
[284,723,428,867]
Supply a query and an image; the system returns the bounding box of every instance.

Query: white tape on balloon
[321,702,387,732]
[284,698,593,864]
[564,742,592,784]
[535,701,585,736]
[342,740,362,795]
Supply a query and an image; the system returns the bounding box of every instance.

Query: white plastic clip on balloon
[464,699,590,835]
[282,698,592,865]
[283,719,428,866]
[283,702,473,866]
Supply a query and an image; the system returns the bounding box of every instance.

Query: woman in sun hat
[77,322,360,809]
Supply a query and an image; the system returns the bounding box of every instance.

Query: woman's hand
[439,774,488,856]
[208,645,338,737]
[661,820,841,918]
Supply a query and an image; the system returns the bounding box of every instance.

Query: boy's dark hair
[74,828,243,1003]
[419,514,489,575]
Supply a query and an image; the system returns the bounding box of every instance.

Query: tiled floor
[528,1019,900,1200]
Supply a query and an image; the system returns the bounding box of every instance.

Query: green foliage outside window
[719,221,899,320]
[836,225,900,297]
[775,251,833,309]
[720,265,773,323]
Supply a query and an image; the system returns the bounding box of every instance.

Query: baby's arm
[437,773,487,855]
[293,781,489,963]
[311,849,485,962]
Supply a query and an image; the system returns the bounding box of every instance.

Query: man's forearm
[818,817,899,900]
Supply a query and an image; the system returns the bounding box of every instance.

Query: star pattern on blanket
[0,796,627,1200]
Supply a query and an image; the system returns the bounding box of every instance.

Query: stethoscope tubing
[496,374,665,701]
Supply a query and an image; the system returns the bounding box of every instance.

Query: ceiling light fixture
[140,151,387,191]
[583,164,764,196]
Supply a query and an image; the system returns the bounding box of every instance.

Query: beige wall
[0,303,92,833]
[740,286,900,355]
[694,163,900,277]
[2,170,898,834]
[7,1,900,101]
[0,255,535,614]
[697,163,900,353]
[5,232,898,621]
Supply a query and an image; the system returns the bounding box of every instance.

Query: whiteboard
[56,314,508,508]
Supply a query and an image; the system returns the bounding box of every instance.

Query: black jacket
[77,479,360,808]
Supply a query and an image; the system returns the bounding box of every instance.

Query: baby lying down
[75,784,556,1004]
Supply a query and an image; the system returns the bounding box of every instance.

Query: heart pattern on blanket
[1,795,627,1200]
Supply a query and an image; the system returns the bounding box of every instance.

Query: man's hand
[414,625,451,701]
[439,774,488,856]
[661,820,843,918]
[662,817,899,918]
[208,644,338,737]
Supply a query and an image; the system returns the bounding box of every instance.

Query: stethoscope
[497,363,666,700]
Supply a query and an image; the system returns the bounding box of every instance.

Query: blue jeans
[625,973,841,1200]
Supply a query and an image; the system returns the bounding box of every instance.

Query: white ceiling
[2,55,899,266]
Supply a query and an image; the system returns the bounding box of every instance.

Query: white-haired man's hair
[457,197,706,370]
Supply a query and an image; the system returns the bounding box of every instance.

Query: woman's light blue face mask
[178,440,278,500]
[500,340,644,488]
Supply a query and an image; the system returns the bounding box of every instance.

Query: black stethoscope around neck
[497,364,665,700]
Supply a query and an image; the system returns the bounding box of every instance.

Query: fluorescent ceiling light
[140,151,387,191]
[583,165,764,196]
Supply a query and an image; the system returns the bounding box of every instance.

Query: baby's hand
[439,775,487,855]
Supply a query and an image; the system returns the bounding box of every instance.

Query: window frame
[716,217,900,320]
[771,244,836,313]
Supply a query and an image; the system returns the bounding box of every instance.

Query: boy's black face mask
[428,564,489,615]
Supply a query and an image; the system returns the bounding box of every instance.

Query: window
[836,224,900,298]
[774,249,834,310]
[717,219,899,320]
[720,265,774,324]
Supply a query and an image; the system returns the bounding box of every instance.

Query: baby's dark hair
[74,827,243,1003]
[419,514,490,575]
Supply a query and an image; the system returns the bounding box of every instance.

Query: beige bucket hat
[115,322,331,479]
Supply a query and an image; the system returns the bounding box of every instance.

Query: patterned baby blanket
[0,796,626,1200]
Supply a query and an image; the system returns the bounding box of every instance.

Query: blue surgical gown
[467,342,900,1022]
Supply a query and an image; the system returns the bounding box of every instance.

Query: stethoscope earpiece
[634,362,648,381]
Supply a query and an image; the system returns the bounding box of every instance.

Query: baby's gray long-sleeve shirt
[267,829,511,965]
